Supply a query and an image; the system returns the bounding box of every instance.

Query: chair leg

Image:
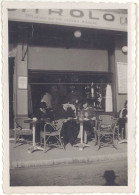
[117,127,120,141]
[14,133,17,145]
[59,136,65,149]
[40,136,42,146]
[14,133,20,147]
[44,135,46,152]
[113,132,115,141]
[94,132,98,146]
[121,128,124,139]
[98,135,101,150]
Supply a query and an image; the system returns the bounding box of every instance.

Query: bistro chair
[94,115,118,150]
[40,118,66,152]
[14,117,33,147]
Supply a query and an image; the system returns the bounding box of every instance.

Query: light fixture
[122,46,128,54]
[74,30,81,38]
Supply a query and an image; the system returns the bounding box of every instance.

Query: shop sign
[8,9,127,31]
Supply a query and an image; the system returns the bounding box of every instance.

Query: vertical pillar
[114,36,127,112]
[15,44,28,117]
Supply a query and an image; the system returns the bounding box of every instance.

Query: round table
[73,118,91,151]
[24,119,44,153]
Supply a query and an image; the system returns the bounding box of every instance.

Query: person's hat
[102,170,118,180]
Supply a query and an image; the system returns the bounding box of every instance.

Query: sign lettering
[8,9,127,31]
[103,13,115,21]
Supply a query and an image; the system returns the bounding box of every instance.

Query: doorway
[9,57,15,129]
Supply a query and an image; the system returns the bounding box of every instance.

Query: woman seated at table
[62,104,80,146]
[53,103,79,146]
[81,100,96,142]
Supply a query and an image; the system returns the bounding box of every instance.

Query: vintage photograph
[2,2,136,193]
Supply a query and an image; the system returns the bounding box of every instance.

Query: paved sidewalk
[10,140,127,168]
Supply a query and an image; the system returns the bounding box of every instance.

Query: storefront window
[28,71,113,114]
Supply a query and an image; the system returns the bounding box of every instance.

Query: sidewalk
[10,140,127,169]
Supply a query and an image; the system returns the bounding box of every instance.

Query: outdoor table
[24,119,44,153]
[73,118,90,151]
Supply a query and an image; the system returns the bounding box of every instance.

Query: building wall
[114,36,127,112]
[13,37,127,117]
[28,46,109,72]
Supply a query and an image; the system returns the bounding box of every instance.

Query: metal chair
[40,119,66,152]
[14,117,33,147]
[94,115,118,150]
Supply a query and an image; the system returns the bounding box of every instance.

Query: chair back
[98,115,117,131]
[51,119,66,131]
[15,117,31,129]
[44,119,66,133]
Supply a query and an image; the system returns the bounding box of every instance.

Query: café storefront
[8,9,127,130]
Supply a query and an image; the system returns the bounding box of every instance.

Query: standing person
[41,92,52,108]
[82,100,96,143]
[65,87,83,106]
[118,100,128,139]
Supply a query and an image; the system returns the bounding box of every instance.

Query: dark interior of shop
[28,70,113,113]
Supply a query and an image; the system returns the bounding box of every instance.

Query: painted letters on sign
[8,9,127,31]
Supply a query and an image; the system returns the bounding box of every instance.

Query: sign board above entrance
[8,9,127,32]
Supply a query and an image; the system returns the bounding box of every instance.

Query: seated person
[118,100,127,139]
[32,102,54,142]
[62,104,79,146]
[81,100,96,141]
[53,103,79,146]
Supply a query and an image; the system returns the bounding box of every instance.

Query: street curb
[10,152,127,169]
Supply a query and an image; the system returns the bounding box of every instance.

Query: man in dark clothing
[118,100,127,139]
[32,102,54,142]
[33,102,54,121]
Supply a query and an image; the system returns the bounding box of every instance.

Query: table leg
[73,121,90,150]
[80,122,83,144]
[28,123,44,153]
[79,122,84,150]
[84,130,87,144]
[98,133,101,150]
[33,124,36,147]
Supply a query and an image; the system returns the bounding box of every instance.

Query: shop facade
[8,9,127,129]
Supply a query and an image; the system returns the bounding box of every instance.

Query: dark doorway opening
[9,57,15,129]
